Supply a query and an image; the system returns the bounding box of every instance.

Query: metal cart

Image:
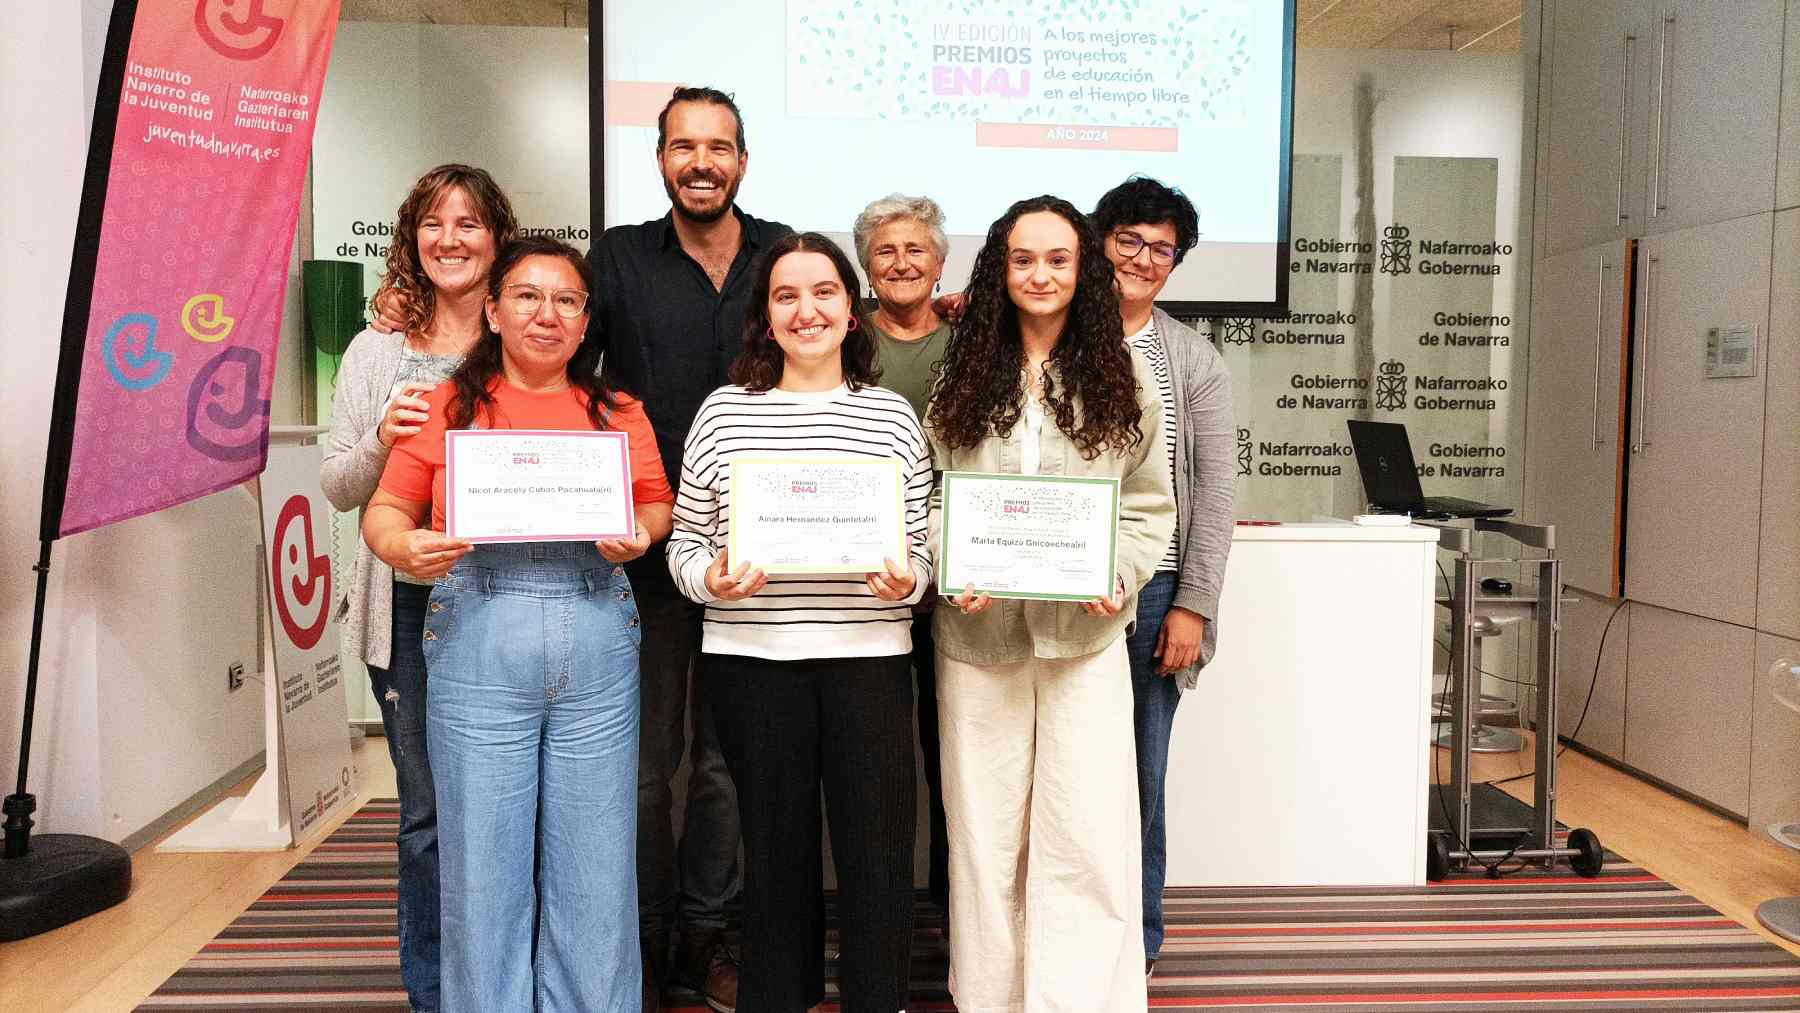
[1422,517,1605,880]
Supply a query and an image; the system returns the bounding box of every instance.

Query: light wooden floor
[1460,731,1800,958]
[0,736,400,1013]
[4,732,1799,1011]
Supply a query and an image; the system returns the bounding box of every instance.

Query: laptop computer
[1346,420,1513,519]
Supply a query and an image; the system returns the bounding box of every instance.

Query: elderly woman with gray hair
[850,193,954,925]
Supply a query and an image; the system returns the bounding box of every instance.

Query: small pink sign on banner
[56,1,341,537]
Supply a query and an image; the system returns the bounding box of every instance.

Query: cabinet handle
[1650,12,1676,217]
[1633,255,1657,453]
[1593,255,1610,450]
[1617,32,1636,224]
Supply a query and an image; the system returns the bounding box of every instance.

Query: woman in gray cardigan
[319,164,517,1013]
[1092,177,1237,980]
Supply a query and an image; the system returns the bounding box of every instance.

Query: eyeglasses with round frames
[500,283,590,318]
[1112,230,1178,268]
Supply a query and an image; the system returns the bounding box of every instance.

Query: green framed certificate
[727,456,906,574]
[937,471,1120,601]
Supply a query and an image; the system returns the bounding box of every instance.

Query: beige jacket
[928,349,1176,664]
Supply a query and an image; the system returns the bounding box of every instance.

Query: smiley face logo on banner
[194,0,285,61]
[185,346,271,461]
[103,313,174,391]
[271,494,331,650]
[181,293,236,343]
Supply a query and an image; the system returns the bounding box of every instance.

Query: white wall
[313,23,593,304]
[0,3,296,841]
[1,0,106,838]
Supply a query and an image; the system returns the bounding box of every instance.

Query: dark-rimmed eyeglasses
[1112,231,1178,267]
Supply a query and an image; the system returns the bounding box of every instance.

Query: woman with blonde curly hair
[319,163,517,1013]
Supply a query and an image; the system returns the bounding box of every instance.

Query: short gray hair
[851,193,949,272]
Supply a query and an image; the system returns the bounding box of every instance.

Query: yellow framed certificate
[726,456,906,573]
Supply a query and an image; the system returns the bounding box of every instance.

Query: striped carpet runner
[141,799,1800,1010]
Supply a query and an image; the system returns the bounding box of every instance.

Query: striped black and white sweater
[667,383,933,660]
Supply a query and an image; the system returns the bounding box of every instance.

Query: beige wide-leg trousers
[937,637,1147,1013]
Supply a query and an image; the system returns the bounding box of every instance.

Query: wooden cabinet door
[1626,214,1769,627]
[1624,602,1754,816]
[1543,0,1651,255]
[1524,241,1629,597]
[1641,0,1783,234]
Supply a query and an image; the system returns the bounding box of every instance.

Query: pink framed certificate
[444,430,635,543]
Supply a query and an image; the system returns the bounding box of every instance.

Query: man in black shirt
[594,86,791,1013]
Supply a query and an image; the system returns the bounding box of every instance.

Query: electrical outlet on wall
[227,661,245,693]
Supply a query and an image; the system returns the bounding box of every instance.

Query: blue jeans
[367,580,440,1012]
[1126,570,1182,960]
[425,543,642,1012]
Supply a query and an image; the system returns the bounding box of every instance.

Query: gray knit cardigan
[319,328,412,670]
[1152,308,1239,687]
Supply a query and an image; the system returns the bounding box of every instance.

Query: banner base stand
[158,616,293,854]
[0,829,132,942]
[155,772,292,853]
[157,673,292,852]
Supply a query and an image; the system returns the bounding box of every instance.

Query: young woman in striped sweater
[667,232,932,1013]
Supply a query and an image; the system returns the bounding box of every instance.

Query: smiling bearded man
[590,86,795,1013]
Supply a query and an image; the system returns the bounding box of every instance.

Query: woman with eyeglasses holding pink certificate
[364,236,673,1011]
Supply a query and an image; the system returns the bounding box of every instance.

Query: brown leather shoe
[676,927,739,1013]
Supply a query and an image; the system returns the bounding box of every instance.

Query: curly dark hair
[371,164,519,339]
[927,195,1142,458]
[446,237,616,431]
[1091,176,1200,264]
[730,232,880,393]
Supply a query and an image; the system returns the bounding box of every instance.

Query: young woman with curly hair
[319,163,517,1013]
[925,195,1175,1011]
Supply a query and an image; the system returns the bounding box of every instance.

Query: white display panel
[601,0,1293,312]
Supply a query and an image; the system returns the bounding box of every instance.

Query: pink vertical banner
[51,1,341,537]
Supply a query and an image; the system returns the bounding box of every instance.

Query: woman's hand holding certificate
[704,547,768,601]
[863,551,918,602]
[597,522,653,564]
[389,529,472,581]
[1079,575,1128,616]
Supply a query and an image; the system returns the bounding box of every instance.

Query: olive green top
[870,319,952,422]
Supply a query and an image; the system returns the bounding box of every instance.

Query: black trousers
[704,651,916,1013]
[911,611,949,910]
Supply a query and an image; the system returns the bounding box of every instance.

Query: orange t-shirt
[378,378,673,532]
